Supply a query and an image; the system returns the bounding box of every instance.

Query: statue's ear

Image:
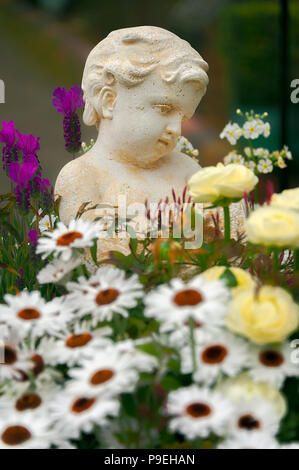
[99,86,116,119]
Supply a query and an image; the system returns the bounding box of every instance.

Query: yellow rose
[188,163,258,203]
[245,206,299,248]
[201,266,256,295]
[217,373,287,418]
[226,285,299,344]
[271,188,299,212]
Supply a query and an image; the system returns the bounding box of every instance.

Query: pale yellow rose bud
[271,188,299,213]
[245,206,299,248]
[188,163,258,203]
[226,285,299,344]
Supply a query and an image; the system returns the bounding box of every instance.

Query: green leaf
[220,268,238,288]
[90,238,98,265]
[161,375,181,392]
[121,394,136,417]
[136,342,161,358]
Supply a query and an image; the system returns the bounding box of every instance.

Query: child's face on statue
[107,71,204,167]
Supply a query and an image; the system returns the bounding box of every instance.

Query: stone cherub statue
[55,26,244,259]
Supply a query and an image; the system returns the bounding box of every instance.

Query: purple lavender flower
[9,159,37,213]
[0,120,19,172]
[28,229,38,245]
[52,85,84,154]
[16,131,40,161]
[9,159,37,187]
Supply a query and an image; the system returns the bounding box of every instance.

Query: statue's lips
[157,137,174,148]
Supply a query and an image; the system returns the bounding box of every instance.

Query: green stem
[294,249,299,272]
[223,206,231,242]
[189,318,197,373]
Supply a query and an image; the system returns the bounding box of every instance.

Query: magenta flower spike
[52,85,84,154]
[9,159,37,213]
[0,120,16,147]
[16,131,40,158]
[9,159,37,187]
[0,120,19,172]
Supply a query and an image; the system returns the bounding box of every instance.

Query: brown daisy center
[185,402,212,418]
[173,289,203,307]
[4,346,17,365]
[1,426,31,446]
[56,231,83,246]
[259,350,284,367]
[31,354,44,376]
[66,333,92,348]
[15,354,45,382]
[238,414,261,430]
[71,397,96,414]
[95,289,119,305]
[15,393,42,411]
[90,368,114,385]
[17,308,40,320]
[202,345,228,364]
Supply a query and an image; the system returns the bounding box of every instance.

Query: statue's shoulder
[55,154,97,194]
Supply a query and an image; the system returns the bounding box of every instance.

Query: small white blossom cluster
[220,110,292,175]
[176,136,199,158]
[223,145,292,175]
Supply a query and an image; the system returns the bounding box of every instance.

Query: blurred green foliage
[219,2,299,107]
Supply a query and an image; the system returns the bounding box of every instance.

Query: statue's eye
[154,104,174,114]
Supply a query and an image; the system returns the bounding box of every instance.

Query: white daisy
[32,210,57,233]
[167,385,233,439]
[180,330,249,386]
[0,381,60,423]
[257,158,273,174]
[248,342,299,388]
[68,347,140,397]
[0,291,72,340]
[49,389,120,440]
[232,154,245,165]
[144,275,230,333]
[218,432,278,449]
[0,413,54,449]
[66,266,143,323]
[37,258,81,284]
[36,218,103,261]
[228,398,281,437]
[39,324,112,367]
[220,122,242,145]
[0,332,32,381]
[243,120,264,139]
